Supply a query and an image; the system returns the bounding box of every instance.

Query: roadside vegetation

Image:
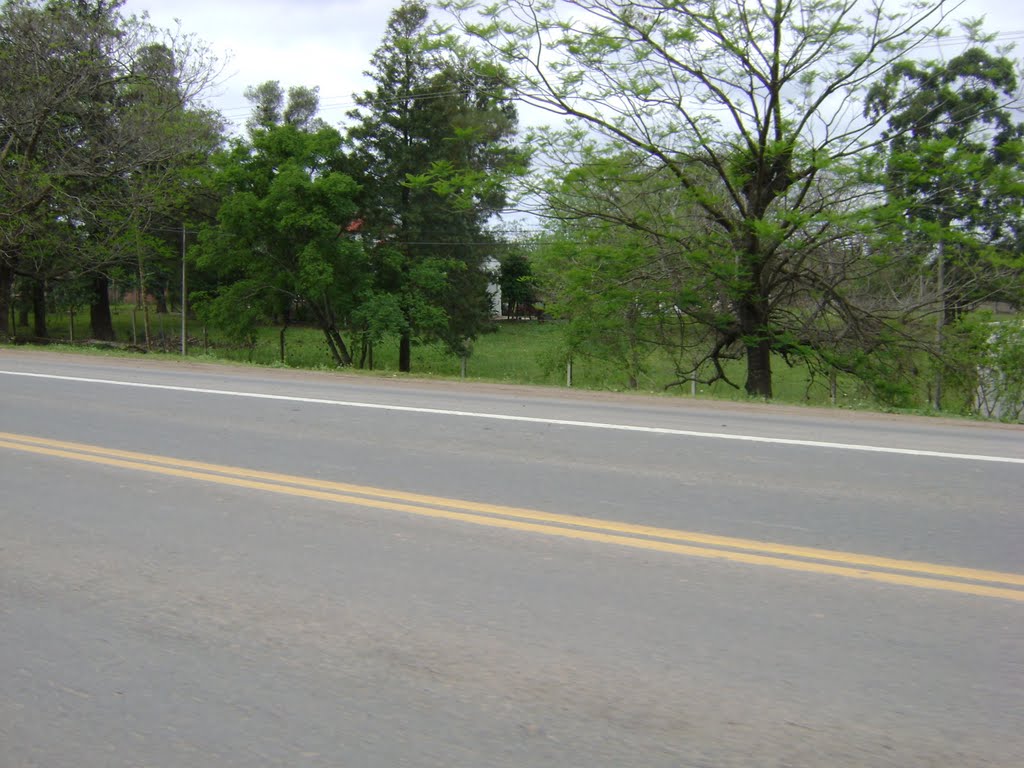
[15,302,1023,419]
[2,0,1022,420]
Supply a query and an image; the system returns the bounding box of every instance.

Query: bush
[974,318,1024,421]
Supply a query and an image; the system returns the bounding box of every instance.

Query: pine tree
[347,0,523,371]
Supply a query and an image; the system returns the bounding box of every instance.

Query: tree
[444,0,968,397]
[866,42,1024,407]
[0,0,222,340]
[1,0,115,336]
[497,246,537,319]
[533,150,725,390]
[88,38,222,343]
[195,85,364,366]
[348,0,523,372]
[537,232,670,391]
[244,80,325,133]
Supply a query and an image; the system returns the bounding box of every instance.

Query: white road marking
[2,369,1022,464]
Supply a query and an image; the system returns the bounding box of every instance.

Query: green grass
[12,305,972,415]
[30,309,843,403]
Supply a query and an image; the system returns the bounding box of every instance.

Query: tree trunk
[933,238,945,410]
[31,279,47,338]
[322,328,342,366]
[744,339,773,398]
[321,326,353,367]
[90,275,116,341]
[399,330,411,373]
[155,282,169,314]
[309,300,352,367]
[0,261,12,339]
[626,304,640,390]
[738,295,773,398]
[359,334,375,370]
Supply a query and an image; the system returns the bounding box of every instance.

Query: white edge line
[2,369,1022,465]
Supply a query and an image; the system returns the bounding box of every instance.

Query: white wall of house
[483,257,502,317]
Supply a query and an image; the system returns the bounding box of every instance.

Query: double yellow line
[2,430,1022,602]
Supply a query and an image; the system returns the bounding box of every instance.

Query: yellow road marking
[2,431,1022,602]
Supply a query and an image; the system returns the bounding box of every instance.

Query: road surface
[1,349,1021,767]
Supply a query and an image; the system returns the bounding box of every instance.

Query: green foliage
[867,46,1024,320]
[497,248,538,318]
[443,0,976,398]
[982,323,1024,422]
[195,105,364,366]
[0,0,224,340]
[864,44,1024,409]
[350,289,406,345]
[244,80,326,134]
[191,284,265,353]
[28,300,1018,418]
[831,344,921,410]
[347,0,524,370]
[944,313,1024,421]
[49,274,93,314]
[10,0,1021,422]
[535,218,694,391]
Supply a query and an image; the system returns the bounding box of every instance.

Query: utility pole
[181,223,188,357]
[934,238,945,410]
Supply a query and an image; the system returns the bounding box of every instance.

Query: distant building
[482,257,502,317]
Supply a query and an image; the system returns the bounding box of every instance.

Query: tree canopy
[867,43,1024,317]
[195,87,363,365]
[442,0,1003,397]
[347,0,524,371]
[0,0,222,339]
[3,0,1022,416]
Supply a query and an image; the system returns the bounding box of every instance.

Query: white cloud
[121,0,392,128]
[119,0,1024,133]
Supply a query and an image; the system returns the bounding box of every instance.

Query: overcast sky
[118,0,1024,133]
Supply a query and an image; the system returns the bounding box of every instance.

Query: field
[20,304,932,413]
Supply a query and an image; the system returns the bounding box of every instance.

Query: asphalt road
[1,349,1022,767]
